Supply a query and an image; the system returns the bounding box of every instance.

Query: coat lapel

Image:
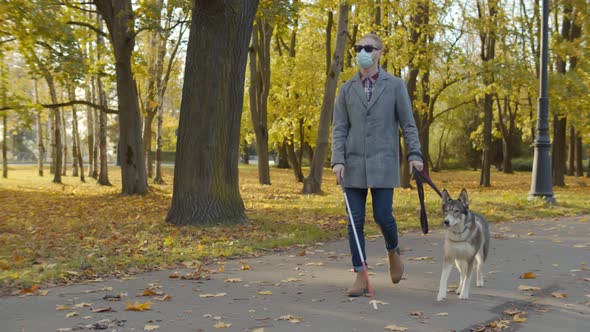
[367,68,387,111]
[351,75,368,109]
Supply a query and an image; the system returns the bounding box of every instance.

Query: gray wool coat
[331,68,423,188]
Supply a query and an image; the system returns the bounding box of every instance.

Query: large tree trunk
[97,76,111,186]
[249,18,272,185]
[143,111,155,178]
[552,115,566,186]
[92,108,99,179]
[167,0,258,226]
[48,106,54,174]
[94,0,147,195]
[303,3,348,194]
[85,86,95,178]
[241,139,250,165]
[45,74,62,183]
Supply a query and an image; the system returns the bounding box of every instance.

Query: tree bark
[61,107,68,176]
[575,134,583,177]
[303,3,348,194]
[70,87,85,182]
[2,113,6,178]
[248,18,272,185]
[277,140,289,168]
[143,111,155,178]
[241,139,250,165]
[85,85,95,178]
[552,115,566,186]
[167,0,258,226]
[567,125,575,176]
[94,0,147,194]
[35,80,44,176]
[45,73,62,183]
[287,138,304,182]
[477,0,497,187]
[153,103,165,184]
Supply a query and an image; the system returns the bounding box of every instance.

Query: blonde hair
[359,33,383,50]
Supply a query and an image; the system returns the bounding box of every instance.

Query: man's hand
[409,160,424,172]
[332,164,345,184]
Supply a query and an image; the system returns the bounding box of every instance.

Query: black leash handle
[412,168,443,234]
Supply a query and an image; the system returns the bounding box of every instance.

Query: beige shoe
[387,249,404,284]
[346,271,368,297]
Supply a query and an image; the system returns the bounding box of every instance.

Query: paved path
[2,216,589,332]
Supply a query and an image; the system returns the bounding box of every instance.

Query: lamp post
[529,0,555,203]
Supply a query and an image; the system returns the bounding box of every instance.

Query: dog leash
[412,168,442,234]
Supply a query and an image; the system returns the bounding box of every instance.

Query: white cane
[341,184,378,310]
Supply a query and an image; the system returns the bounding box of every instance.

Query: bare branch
[1,100,117,114]
[66,21,108,38]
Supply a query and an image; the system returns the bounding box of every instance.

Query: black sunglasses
[354,45,380,53]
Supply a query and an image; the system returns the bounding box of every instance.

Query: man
[331,33,424,297]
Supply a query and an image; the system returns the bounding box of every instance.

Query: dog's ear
[459,188,469,209]
[442,189,451,206]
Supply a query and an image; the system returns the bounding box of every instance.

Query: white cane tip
[371,300,378,310]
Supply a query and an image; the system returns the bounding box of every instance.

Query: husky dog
[437,189,490,301]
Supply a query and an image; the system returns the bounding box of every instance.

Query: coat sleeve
[395,80,423,163]
[331,85,349,167]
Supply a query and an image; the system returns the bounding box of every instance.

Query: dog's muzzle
[443,219,450,226]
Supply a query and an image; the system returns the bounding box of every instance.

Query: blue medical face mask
[356,49,374,69]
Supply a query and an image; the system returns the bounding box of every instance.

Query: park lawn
[1,164,589,293]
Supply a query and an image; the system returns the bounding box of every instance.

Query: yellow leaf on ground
[21,284,40,294]
[139,289,161,296]
[551,292,568,298]
[518,285,540,291]
[503,308,522,316]
[257,290,273,295]
[519,272,537,279]
[280,278,302,282]
[240,261,251,270]
[213,322,232,328]
[199,293,226,298]
[65,312,78,318]
[56,305,72,311]
[144,325,160,331]
[513,314,527,323]
[125,301,152,311]
[156,294,172,301]
[218,264,224,273]
[435,312,449,316]
[384,324,408,331]
[278,314,304,324]
[305,262,325,266]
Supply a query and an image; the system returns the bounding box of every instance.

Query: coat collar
[350,67,389,110]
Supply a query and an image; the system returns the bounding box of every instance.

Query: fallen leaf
[551,292,568,298]
[305,262,325,266]
[252,329,265,332]
[373,300,389,305]
[489,320,511,329]
[435,312,449,316]
[21,284,40,294]
[503,308,522,316]
[65,311,79,318]
[407,256,435,261]
[573,244,586,248]
[125,301,153,311]
[199,293,226,298]
[409,311,424,317]
[73,303,92,308]
[56,329,72,332]
[218,264,224,273]
[213,322,232,328]
[526,232,535,236]
[513,314,527,323]
[91,307,114,313]
[139,289,162,296]
[103,294,122,301]
[280,278,302,283]
[534,307,551,313]
[384,324,408,331]
[257,290,273,295]
[518,285,540,291]
[240,261,251,270]
[56,305,72,311]
[296,251,306,256]
[144,324,160,331]
[224,278,242,283]
[169,273,179,278]
[583,278,590,282]
[156,294,172,301]
[278,314,304,324]
[519,272,537,279]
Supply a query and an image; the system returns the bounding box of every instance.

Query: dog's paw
[458,293,469,300]
[437,293,446,301]
[476,280,484,287]
[455,288,461,295]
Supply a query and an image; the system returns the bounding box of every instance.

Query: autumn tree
[167,0,259,225]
